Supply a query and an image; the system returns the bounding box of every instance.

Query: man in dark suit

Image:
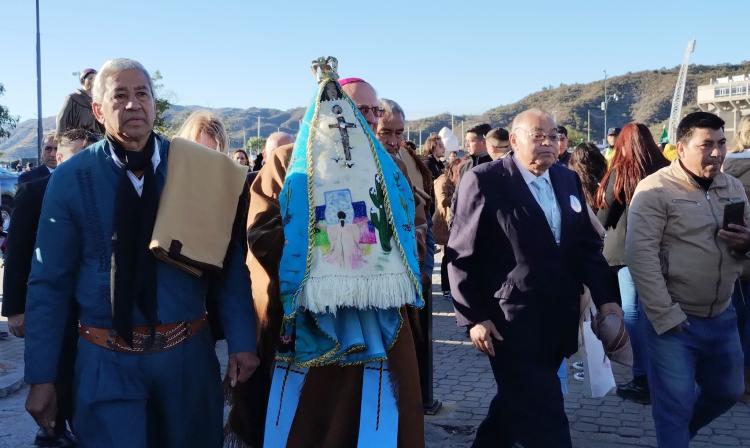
[18,133,59,185]
[2,128,94,447]
[447,108,623,448]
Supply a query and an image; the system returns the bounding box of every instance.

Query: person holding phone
[626,112,750,448]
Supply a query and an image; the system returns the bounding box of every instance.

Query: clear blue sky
[1,0,747,123]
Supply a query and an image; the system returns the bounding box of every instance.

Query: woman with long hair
[595,122,669,404]
[423,135,446,179]
[232,149,250,166]
[568,142,608,211]
[722,115,750,403]
[433,158,463,296]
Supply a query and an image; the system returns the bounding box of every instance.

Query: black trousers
[56,309,78,432]
[440,255,450,293]
[472,330,572,448]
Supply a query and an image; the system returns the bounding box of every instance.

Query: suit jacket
[24,135,257,384]
[447,154,616,356]
[0,177,49,317]
[18,165,52,185]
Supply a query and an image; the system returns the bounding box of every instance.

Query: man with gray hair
[376,97,437,411]
[23,58,258,447]
[448,108,622,447]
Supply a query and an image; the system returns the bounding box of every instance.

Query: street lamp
[601,70,620,146]
[35,0,43,165]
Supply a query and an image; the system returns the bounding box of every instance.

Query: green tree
[151,71,172,135]
[566,128,588,146]
[245,136,266,155]
[0,84,19,139]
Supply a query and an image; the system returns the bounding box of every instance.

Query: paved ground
[2,260,750,447]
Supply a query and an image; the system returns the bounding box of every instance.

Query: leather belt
[79,317,207,354]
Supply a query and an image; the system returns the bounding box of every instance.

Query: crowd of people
[0,55,749,448]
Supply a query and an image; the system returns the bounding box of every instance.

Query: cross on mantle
[329,113,357,165]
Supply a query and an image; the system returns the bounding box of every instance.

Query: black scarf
[109,133,159,345]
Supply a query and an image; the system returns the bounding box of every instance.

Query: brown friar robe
[226,143,424,448]
[395,147,436,410]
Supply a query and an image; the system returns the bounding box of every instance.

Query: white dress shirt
[109,138,161,197]
[512,154,561,244]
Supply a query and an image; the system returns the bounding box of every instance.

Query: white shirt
[512,154,561,244]
[109,138,161,197]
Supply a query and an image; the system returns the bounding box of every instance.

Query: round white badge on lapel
[570,195,582,213]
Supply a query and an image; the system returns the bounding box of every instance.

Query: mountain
[0,105,305,161]
[405,61,750,143]
[3,60,749,159]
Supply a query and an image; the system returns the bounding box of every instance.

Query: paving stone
[572,422,599,432]
[596,418,620,427]
[711,435,740,446]
[616,426,643,438]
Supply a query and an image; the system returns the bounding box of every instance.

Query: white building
[697,74,750,144]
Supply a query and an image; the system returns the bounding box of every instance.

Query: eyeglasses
[357,105,385,118]
[516,128,560,142]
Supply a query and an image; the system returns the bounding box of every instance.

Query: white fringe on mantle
[300,272,416,314]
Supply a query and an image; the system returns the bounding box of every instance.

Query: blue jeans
[731,279,750,368]
[644,306,744,448]
[618,267,648,378]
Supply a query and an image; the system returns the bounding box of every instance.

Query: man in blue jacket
[23,58,258,448]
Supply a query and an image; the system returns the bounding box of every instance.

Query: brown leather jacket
[626,161,750,334]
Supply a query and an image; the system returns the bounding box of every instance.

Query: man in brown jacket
[55,68,102,138]
[626,111,749,447]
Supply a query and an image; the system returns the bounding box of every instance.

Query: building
[697,74,750,144]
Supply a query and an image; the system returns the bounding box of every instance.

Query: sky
[1,0,748,124]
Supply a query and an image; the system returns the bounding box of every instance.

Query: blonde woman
[722,115,750,403]
[175,110,229,153]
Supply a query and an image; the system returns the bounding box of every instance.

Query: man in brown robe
[226,77,424,448]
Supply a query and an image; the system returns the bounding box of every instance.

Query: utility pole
[243,129,247,149]
[406,126,410,142]
[461,121,465,149]
[451,114,454,132]
[35,0,43,164]
[419,128,423,149]
[587,109,591,142]
[602,70,608,147]
[257,116,261,140]
[601,70,620,146]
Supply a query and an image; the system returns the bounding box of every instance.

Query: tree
[151,71,172,135]
[245,136,266,155]
[0,84,19,139]
[567,128,588,146]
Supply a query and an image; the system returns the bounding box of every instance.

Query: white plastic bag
[582,320,616,398]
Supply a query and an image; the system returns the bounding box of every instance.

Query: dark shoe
[34,428,76,447]
[740,368,750,404]
[616,376,651,404]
